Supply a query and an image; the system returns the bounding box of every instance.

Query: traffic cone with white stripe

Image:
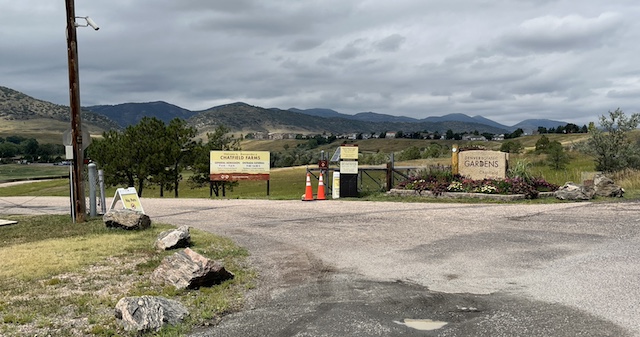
[302,173,314,201]
[316,173,326,200]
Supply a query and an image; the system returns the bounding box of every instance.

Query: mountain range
[0,85,568,138]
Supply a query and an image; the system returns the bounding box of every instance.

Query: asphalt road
[1,196,639,336]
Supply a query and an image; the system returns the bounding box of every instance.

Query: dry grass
[0,215,254,337]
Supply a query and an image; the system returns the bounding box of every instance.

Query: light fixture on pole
[65,0,99,223]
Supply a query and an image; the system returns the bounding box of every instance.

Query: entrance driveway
[2,197,639,336]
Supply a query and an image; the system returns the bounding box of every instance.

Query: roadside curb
[386,188,555,200]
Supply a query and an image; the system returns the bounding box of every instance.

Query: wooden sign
[109,187,145,213]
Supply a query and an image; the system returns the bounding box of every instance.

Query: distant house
[493,134,505,141]
[385,132,397,139]
[462,135,487,141]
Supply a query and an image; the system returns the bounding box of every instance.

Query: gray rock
[156,225,191,250]
[103,209,151,230]
[593,173,624,197]
[152,248,234,289]
[554,182,595,200]
[114,295,188,332]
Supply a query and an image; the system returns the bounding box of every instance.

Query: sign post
[339,144,358,198]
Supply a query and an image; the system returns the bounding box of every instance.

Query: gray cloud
[374,34,406,52]
[1,0,639,127]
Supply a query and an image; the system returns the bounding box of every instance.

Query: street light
[65,0,99,223]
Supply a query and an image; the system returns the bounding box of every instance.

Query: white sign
[332,172,340,199]
[340,160,358,174]
[109,187,145,213]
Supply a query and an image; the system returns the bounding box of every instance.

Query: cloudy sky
[1,0,639,126]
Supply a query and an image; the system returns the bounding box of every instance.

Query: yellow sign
[210,151,270,175]
[340,146,359,160]
[109,187,145,213]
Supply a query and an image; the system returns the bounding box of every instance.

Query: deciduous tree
[587,108,640,172]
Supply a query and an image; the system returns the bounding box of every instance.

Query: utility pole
[65,0,86,222]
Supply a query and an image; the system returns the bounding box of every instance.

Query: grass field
[0,164,69,181]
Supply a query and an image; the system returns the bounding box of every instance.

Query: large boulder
[114,296,188,332]
[152,248,234,289]
[103,209,151,230]
[554,182,595,201]
[155,225,191,250]
[593,173,624,197]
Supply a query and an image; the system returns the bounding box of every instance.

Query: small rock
[155,225,191,250]
[593,173,624,198]
[554,182,595,201]
[103,209,151,230]
[114,295,188,332]
[152,248,234,289]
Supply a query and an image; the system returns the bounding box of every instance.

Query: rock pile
[107,212,233,333]
[555,173,624,201]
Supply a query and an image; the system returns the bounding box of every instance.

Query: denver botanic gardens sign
[457,150,508,180]
[210,151,270,181]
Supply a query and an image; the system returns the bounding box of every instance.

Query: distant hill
[85,101,195,128]
[189,102,508,135]
[512,119,568,133]
[2,85,575,138]
[0,86,120,133]
[288,108,345,119]
[470,115,513,131]
[348,112,419,123]
[190,102,381,135]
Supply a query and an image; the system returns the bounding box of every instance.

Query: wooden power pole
[65,0,86,222]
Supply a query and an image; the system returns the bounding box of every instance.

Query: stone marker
[155,225,191,250]
[103,209,151,230]
[554,182,595,200]
[115,295,188,332]
[152,248,234,289]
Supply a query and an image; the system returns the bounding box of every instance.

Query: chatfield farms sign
[210,151,270,181]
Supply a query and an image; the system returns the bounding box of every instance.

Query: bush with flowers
[396,168,558,199]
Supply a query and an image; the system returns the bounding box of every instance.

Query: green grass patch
[0,164,68,182]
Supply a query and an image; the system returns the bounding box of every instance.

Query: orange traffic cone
[316,174,326,200]
[302,173,314,201]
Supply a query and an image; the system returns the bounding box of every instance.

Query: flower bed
[395,173,558,199]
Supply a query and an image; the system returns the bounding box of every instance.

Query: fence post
[98,169,106,214]
[386,152,394,191]
[88,162,97,217]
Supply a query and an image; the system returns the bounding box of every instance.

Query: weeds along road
[2,196,639,336]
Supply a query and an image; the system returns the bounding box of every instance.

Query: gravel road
[2,196,639,336]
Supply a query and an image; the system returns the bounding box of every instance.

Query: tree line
[0,136,65,163]
[87,117,239,197]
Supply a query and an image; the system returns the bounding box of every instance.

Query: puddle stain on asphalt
[394,318,448,331]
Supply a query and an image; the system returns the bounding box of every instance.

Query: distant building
[385,132,397,138]
[462,135,487,141]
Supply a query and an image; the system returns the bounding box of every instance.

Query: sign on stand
[109,187,145,213]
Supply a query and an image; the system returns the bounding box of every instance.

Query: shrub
[397,169,558,199]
